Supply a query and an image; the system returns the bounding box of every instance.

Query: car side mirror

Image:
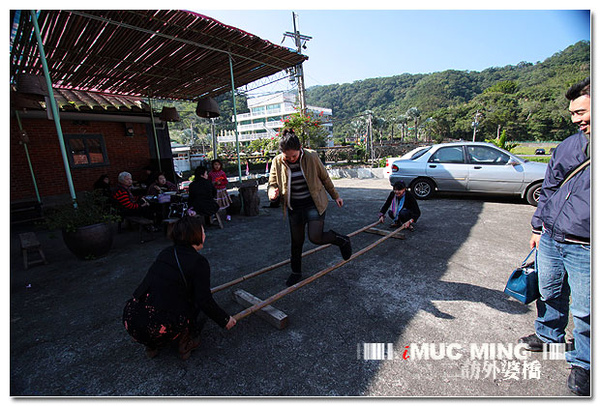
[508,158,521,166]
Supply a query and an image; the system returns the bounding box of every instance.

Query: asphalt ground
[8,177,583,398]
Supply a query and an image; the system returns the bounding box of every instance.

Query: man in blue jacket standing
[519,77,590,396]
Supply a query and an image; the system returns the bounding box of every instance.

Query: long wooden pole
[232,221,408,322]
[211,220,380,294]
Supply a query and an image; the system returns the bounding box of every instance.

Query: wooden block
[19,232,40,249]
[364,228,406,239]
[232,289,288,330]
[19,232,47,269]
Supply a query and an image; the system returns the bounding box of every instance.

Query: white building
[171,142,191,173]
[219,92,333,146]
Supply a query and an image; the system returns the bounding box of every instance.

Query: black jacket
[188,177,219,216]
[133,244,230,328]
[378,190,421,222]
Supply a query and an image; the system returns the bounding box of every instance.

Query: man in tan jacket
[268,129,352,286]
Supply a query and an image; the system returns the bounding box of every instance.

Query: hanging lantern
[11,91,43,109]
[196,97,220,118]
[159,106,180,122]
[16,74,49,99]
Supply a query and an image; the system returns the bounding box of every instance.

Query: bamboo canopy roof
[10,10,308,101]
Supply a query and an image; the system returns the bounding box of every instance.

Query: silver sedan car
[389,142,548,206]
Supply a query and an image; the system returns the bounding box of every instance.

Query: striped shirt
[112,184,140,211]
[288,161,313,209]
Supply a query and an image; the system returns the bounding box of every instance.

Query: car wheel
[525,183,542,206]
[411,178,435,199]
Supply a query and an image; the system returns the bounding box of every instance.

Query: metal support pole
[30,10,77,207]
[211,118,218,160]
[148,98,162,173]
[229,55,243,183]
[368,113,374,163]
[14,111,41,203]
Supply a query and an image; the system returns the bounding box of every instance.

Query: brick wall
[11,116,152,203]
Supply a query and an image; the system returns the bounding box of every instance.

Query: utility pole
[366,112,374,163]
[283,12,311,115]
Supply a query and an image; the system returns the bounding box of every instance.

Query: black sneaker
[567,365,590,396]
[286,272,302,287]
[339,235,352,260]
[518,333,544,352]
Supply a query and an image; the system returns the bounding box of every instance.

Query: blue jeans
[534,232,590,369]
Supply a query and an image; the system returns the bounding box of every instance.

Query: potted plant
[45,191,121,260]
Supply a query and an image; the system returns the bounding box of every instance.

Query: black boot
[336,234,352,260]
[567,365,590,396]
[286,272,302,287]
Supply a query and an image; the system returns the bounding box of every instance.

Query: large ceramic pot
[62,222,113,260]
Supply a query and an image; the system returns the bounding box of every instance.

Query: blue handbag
[504,248,540,304]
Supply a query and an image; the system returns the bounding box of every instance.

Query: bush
[45,191,121,233]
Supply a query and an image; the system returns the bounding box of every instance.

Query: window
[252,106,265,115]
[429,146,465,163]
[466,146,509,165]
[65,134,109,167]
[411,147,431,160]
[266,103,281,114]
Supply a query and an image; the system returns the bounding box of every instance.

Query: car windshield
[411,146,431,160]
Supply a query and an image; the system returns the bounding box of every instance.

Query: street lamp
[471,111,483,142]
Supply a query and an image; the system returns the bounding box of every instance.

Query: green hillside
[305,40,590,143]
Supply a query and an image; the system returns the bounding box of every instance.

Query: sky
[195,5,591,96]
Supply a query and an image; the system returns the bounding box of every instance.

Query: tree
[420,117,436,142]
[396,114,408,141]
[282,111,328,148]
[406,107,421,141]
[471,91,522,140]
[486,129,518,152]
[484,80,519,94]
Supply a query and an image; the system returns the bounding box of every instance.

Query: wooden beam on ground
[364,227,406,240]
[232,289,289,330]
[211,220,381,294]
[232,222,409,323]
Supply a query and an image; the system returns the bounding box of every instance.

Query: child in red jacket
[208,160,232,220]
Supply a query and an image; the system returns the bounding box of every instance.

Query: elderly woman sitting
[112,171,151,218]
